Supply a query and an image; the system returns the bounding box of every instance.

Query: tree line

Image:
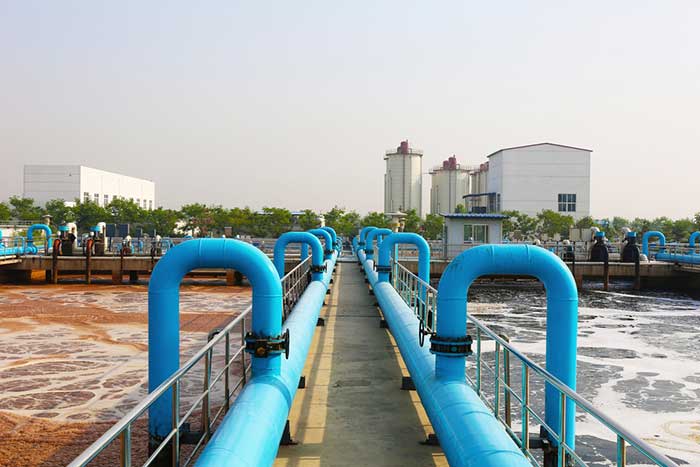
[0,197,445,239]
[2,196,698,242]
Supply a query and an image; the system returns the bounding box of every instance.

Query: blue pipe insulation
[642,230,666,256]
[656,252,700,264]
[196,244,336,466]
[688,231,700,248]
[377,233,430,284]
[437,245,578,448]
[26,223,52,254]
[364,228,393,260]
[359,245,529,466]
[147,239,282,440]
[273,232,324,281]
[307,229,333,260]
[321,226,340,251]
[358,226,376,250]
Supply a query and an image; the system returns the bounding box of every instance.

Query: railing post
[521,364,529,453]
[171,380,180,467]
[202,349,211,440]
[501,337,512,428]
[558,393,567,467]
[225,332,231,412]
[494,341,501,419]
[476,327,482,396]
[240,317,247,386]
[616,435,626,467]
[120,425,131,467]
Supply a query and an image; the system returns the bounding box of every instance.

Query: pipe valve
[244,329,290,359]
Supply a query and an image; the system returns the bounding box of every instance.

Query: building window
[94,193,100,204]
[104,194,109,205]
[83,192,90,203]
[143,199,147,209]
[148,200,153,210]
[558,194,577,212]
[464,224,489,243]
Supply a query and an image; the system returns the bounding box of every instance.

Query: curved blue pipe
[307,228,333,260]
[196,245,337,467]
[377,233,430,285]
[274,232,324,281]
[358,226,377,250]
[688,231,700,249]
[148,239,282,440]
[364,228,393,261]
[642,230,666,256]
[321,226,339,251]
[26,223,52,254]
[437,244,578,448]
[359,246,528,466]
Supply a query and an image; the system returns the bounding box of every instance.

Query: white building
[429,155,471,215]
[23,165,156,209]
[465,143,591,219]
[442,213,506,258]
[384,140,422,215]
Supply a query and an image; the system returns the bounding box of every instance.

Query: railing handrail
[389,257,678,467]
[69,256,312,467]
[68,305,252,467]
[467,316,678,466]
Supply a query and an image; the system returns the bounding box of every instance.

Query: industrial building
[384,141,422,215]
[464,143,591,219]
[23,165,156,209]
[429,155,472,214]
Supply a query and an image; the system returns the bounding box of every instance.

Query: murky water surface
[468,282,700,465]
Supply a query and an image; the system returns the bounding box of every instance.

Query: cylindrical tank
[589,232,609,262]
[621,231,640,263]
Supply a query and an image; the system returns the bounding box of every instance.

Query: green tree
[402,209,422,233]
[422,214,444,239]
[181,203,214,236]
[333,211,361,238]
[73,201,110,231]
[9,196,42,220]
[229,207,254,236]
[502,210,538,238]
[323,206,346,229]
[0,202,11,221]
[108,198,144,225]
[454,203,467,213]
[537,209,574,238]
[258,207,293,237]
[298,209,320,230]
[574,216,595,229]
[361,212,389,229]
[143,208,180,236]
[671,218,695,241]
[44,199,75,225]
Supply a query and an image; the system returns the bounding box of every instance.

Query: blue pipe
[273,232,324,281]
[196,241,335,467]
[358,226,376,251]
[642,230,666,256]
[377,233,430,285]
[321,226,340,251]
[364,228,393,261]
[437,245,578,448]
[26,223,52,254]
[656,252,700,264]
[148,239,282,442]
[359,248,529,466]
[688,231,700,249]
[307,228,333,260]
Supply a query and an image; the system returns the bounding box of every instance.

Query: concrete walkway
[274,262,447,467]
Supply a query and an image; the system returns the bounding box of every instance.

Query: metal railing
[389,258,678,467]
[69,257,314,467]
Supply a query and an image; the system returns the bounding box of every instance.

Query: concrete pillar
[129,271,139,284]
[112,270,122,285]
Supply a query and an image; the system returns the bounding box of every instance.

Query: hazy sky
[1,1,699,219]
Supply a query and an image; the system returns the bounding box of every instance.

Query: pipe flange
[358,241,365,247]
[244,330,290,359]
[310,264,327,273]
[324,249,334,257]
[429,334,473,356]
[374,264,392,273]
